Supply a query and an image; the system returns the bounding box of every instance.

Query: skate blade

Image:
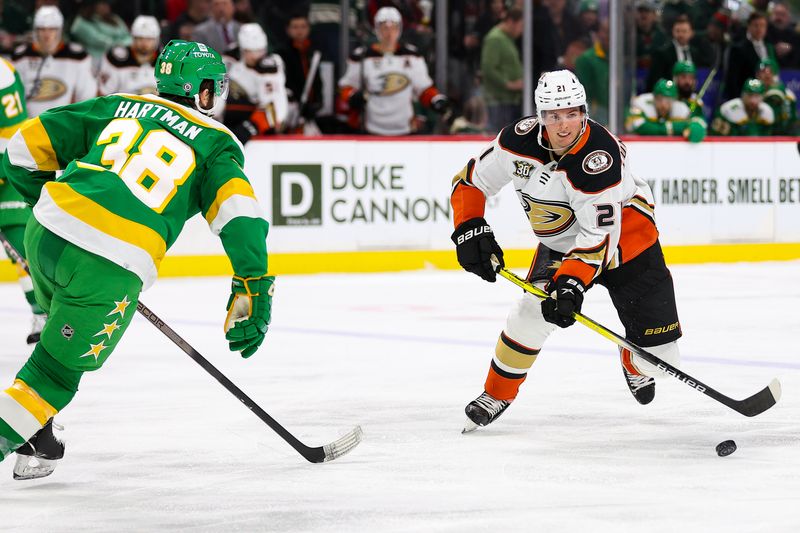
[462,418,480,434]
[13,455,57,481]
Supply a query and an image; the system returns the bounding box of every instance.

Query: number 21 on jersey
[97,118,196,213]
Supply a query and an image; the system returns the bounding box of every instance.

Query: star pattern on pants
[80,341,109,363]
[107,295,131,318]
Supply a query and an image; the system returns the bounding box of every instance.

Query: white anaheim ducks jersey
[223,53,289,128]
[98,46,158,96]
[12,42,97,118]
[339,43,435,136]
[464,117,656,276]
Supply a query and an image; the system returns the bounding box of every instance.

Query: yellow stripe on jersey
[205,177,257,223]
[4,379,57,425]
[20,117,60,171]
[45,182,167,265]
[0,124,21,141]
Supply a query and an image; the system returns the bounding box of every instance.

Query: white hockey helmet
[374,6,403,32]
[238,23,268,51]
[131,15,160,40]
[535,70,587,120]
[33,6,64,29]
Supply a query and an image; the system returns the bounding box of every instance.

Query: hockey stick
[691,67,717,114]
[0,233,363,462]
[492,260,781,417]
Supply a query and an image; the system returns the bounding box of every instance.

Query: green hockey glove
[224,275,275,358]
[684,117,707,143]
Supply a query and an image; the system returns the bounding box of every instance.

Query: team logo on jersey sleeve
[513,160,533,179]
[520,192,576,237]
[29,79,67,101]
[582,150,613,175]
[514,117,537,135]
[380,73,410,95]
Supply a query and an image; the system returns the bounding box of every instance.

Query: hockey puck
[715,439,737,457]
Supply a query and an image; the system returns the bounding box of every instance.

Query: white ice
[1,262,799,532]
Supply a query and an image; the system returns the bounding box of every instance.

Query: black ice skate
[622,367,655,405]
[13,419,65,480]
[462,392,511,433]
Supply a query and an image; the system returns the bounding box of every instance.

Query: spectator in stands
[474,0,506,43]
[575,17,609,123]
[647,14,702,90]
[689,0,724,32]
[277,12,324,133]
[755,58,797,134]
[97,15,160,95]
[626,78,706,142]
[723,12,777,100]
[661,0,693,35]
[479,6,523,134]
[513,0,557,84]
[13,6,97,117]
[338,6,449,136]
[0,0,32,52]
[70,0,132,70]
[575,0,599,48]
[712,78,775,135]
[672,60,706,119]
[636,0,668,70]
[233,0,256,23]
[767,1,800,68]
[163,0,211,44]
[222,23,289,142]
[193,0,240,54]
[545,0,584,69]
[694,10,729,73]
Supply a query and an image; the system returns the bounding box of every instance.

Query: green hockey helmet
[742,78,765,95]
[757,57,779,74]
[672,60,697,77]
[155,40,228,115]
[653,78,678,98]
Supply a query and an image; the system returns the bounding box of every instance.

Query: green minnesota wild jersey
[2,93,269,289]
[0,57,27,152]
[711,98,775,136]
[764,82,797,135]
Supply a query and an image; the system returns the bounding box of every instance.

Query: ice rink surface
[1,261,798,532]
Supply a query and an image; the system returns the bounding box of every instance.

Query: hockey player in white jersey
[450,71,684,431]
[338,6,449,135]
[11,6,97,118]
[97,16,161,96]
[222,23,289,143]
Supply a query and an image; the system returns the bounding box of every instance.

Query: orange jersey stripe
[618,207,659,264]
[451,181,486,228]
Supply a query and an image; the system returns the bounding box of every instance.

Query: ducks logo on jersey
[29,78,67,101]
[380,72,410,96]
[520,193,576,237]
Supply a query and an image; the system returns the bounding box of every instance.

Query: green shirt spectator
[70,0,132,68]
[711,78,775,135]
[575,19,609,123]
[480,8,524,133]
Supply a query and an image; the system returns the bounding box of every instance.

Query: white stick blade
[322,426,363,462]
[768,378,782,402]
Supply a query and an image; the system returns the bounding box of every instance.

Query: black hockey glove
[430,94,451,114]
[451,217,504,282]
[541,276,585,328]
[232,119,258,144]
[348,90,366,111]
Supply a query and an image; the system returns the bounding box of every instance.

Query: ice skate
[462,392,511,433]
[26,313,47,345]
[622,366,655,405]
[13,419,64,480]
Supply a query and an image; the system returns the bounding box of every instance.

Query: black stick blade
[730,378,782,417]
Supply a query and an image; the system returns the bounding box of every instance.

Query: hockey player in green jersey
[625,78,706,142]
[0,40,274,479]
[711,78,775,136]
[755,58,797,135]
[671,60,705,121]
[0,57,48,344]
